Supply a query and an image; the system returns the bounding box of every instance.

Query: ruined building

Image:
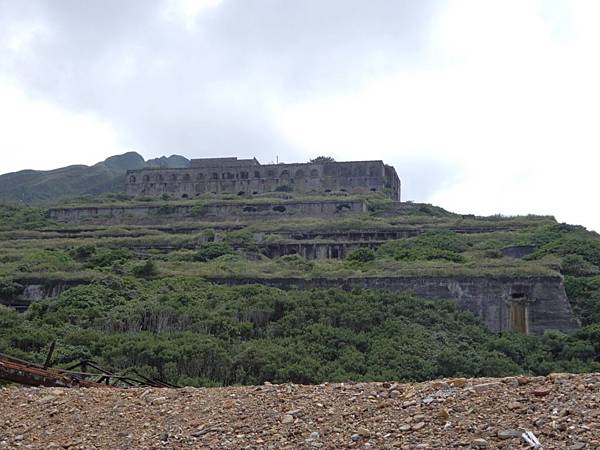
[126,157,401,200]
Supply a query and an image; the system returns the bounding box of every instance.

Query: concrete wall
[0,280,80,312]
[3,275,578,335]
[206,275,579,335]
[47,199,368,224]
[126,159,401,201]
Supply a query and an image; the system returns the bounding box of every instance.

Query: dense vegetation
[1,278,598,386]
[1,199,600,386]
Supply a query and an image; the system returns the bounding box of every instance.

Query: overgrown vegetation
[1,278,599,386]
[2,201,600,386]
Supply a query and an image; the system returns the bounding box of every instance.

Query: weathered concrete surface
[206,275,579,335]
[0,280,80,312]
[5,276,578,335]
[47,199,367,224]
[126,157,401,200]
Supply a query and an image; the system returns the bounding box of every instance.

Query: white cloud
[0,80,126,174]
[0,0,599,231]
[275,0,600,230]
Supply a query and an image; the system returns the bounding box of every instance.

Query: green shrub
[70,245,97,260]
[561,254,599,276]
[132,260,158,278]
[347,248,376,263]
[190,204,207,217]
[0,277,21,297]
[194,242,235,262]
[377,231,468,263]
[86,248,133,268]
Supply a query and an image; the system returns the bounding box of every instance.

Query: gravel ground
[1,373,599,449]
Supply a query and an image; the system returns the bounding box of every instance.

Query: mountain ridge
[0,152,190,204]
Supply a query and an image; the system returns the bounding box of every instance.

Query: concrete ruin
[126,157,401,200]
[3,275,578,335]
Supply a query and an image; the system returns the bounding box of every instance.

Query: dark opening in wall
[511,293,526,299]
[252,191,258,195]
[272,205,287,213]
[336,203,351,212]
[212,173,219,179]
[237,191,245,196]
[181,194,189,199]
[243,206,257,212]
[331,248,339,258]
[129,176,136,183]
[510,302,528,334]
[370,188,377,192]
[325,189,331,193]
[254,171,261,178]
[143,175,150,182]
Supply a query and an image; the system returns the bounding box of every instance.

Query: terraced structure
[0,193,581,335]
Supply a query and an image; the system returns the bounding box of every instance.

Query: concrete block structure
[126,157,401,200]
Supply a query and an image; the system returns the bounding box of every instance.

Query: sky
[0,0,599,230]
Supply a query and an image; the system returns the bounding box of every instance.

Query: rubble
[1,373,600,449]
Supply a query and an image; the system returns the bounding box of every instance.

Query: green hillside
[1,196,600,386]
[0,152,190,204]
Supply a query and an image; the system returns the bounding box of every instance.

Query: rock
[150,396,167,405]
[351,434,361,442]
[389,390,401,399]
[532,387,552,397]
[569,443,587,450]
[448,378,467,387]
[356,426,370,437]
[497,429,522,440]
[307,431,320,440]
[438,407,450,420]
[507,401,521,410]
[412,422,426,431]
[287,409,303,417]
[472,382,501,392]
[472,438,488,448]
[281,415,294,424]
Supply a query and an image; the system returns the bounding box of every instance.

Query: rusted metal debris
[0,349,177,388]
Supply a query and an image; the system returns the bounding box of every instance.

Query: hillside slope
[0,152,190,204]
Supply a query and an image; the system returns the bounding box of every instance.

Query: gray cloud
[0,0,445,196]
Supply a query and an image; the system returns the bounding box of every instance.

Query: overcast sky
[1,0,599,230]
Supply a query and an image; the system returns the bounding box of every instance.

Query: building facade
[126,157,401,200]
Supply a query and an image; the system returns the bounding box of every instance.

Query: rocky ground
[1,373,599,449]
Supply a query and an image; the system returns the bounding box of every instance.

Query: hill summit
[0,152,190,204]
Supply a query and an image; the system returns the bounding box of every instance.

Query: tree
[309,156,335,163]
